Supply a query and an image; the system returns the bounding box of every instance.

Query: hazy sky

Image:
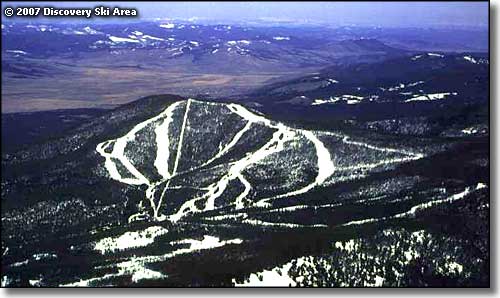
[2,1,489,27]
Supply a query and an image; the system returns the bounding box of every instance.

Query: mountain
[250,52,488,105]
[1,94,489,286]
[243,52,489,140]
[2,22,414,113]
[1,22,405,64]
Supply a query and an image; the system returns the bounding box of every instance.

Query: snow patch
[160,23,175,29]
[273,36,290,41]
[94,226,169,254]
[108,36,140,43]
[405,92,457,102]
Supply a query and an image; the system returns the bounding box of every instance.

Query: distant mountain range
[2,21,488,56]
[2,22,408,67]
[250,51,488,106]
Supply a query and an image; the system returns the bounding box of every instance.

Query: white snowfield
[94,226,169,254]
[232,256,320,287]
[312,95,364,106]
[96,99,425,224]
[463,55,477,64]
[405,92,458,102]
[159,23,175,29]
[64,235,242,286]
[6,50,27,55]
[108,35,140,43]
[411,53,444,60]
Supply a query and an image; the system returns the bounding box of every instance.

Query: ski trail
[154,99,191,220]
[96,101,185,222]
[153,103,180,179]
[178,118,252,175]
[342,183,487,226]
[198,120,252,168]
[227,103,274,127]
[235,174,252,209]
[168,125,296,222]
[96,103,183,185]
[255,130,336,207]
[97,99,425,224]
[172,98,191,176]
[324,131,423,158]
[319,131,423,182]
[335,156,421,172]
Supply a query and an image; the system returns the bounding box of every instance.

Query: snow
[411,53,443,60]
[407,81,425,87]
[155,99,191,220]
[233,256,318,287]
[96,101,185,220]
[64,235,242,286]
[427,53,444,58]
[462,127,478,135]
[1,275,11,287]
[172,235,243,251]
[259,130,335,207]
[228,40,251,45]
[312,94,364,106]
[445,261,464,274]
[242,218,327,228]
[153,105,177,179]
[374,276,385,287]
[10,259,29,267]
[464,55,477,64]
[26,24,52,32]
[83,26,101,35]
[405,92,457,102]
[94,226,169,254]
[233,262,295,287]
[142,35,165,41]
[273,36,290,41]
[29,279,42,287]
[108,36,140,43]
[334,239,357,252]
[342,183,487,227]
[33,253,57,261]
[127,31,165,42]
[233,39,251,45]
[367,184,486,226]
[6,50,27,55]
[312,97,340,105]
[343,217,382,226]
[160,23,175,29]
[172,99,191,176]
[96,99,422,224]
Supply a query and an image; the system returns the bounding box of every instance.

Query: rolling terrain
[2,21,410,113]
[0,20,490,287]
[1,92,489,287]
